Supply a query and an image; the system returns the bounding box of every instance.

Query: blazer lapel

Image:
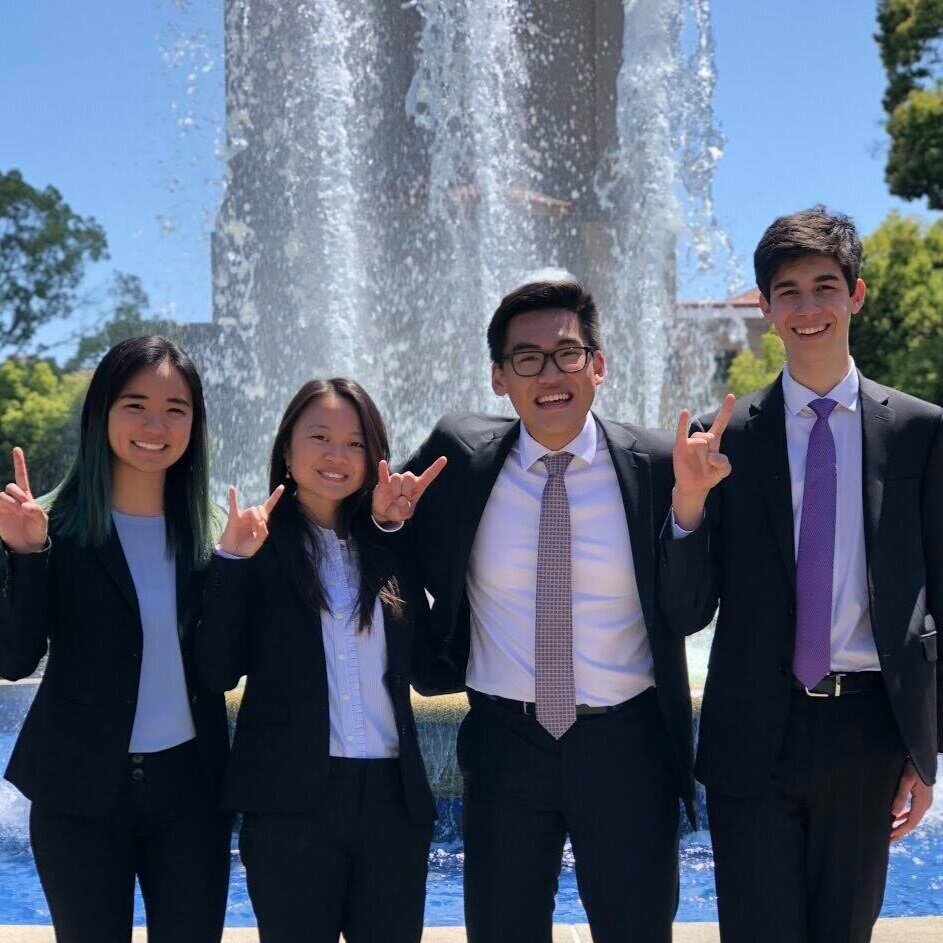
[94,529,141,622]
[450,421,521,616]
[596,417,657,632]
[746,376,796,586]
[858,375,894,636]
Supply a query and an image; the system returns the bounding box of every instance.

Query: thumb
[891,774,913,816]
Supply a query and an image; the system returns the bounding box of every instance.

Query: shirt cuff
[371,515,404,534]
[669,510,698,540]
[214,545,249,560]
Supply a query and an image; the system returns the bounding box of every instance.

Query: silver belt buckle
[804,674,843,698]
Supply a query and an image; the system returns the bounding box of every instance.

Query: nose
[142,411,167,432]
[536,355,566,380]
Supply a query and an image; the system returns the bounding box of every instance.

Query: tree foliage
[65,274,183,372]
[853,212,943,404]
[0,358,88,496]
[0,169,107,353]
[726,329,785,397]
[877,1,943,207]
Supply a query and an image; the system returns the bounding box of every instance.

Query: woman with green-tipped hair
[0,336,230,943]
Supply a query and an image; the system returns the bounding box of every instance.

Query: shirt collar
[782,359,859,417]
[518,411,597,472]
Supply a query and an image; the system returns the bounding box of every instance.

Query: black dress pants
[29,739,232,943]
[706,686,908,943]
[460,687,681,943]
[239,758,433,943]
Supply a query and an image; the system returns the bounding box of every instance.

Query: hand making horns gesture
[218,484,285,558]
[673,393,735,505]
[372,456,448,525]
[0,448,49,554]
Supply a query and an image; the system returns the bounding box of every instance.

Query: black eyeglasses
[502,346,596,378]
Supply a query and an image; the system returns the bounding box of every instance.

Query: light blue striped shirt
[310,526,399,759]
[112,511,196,753]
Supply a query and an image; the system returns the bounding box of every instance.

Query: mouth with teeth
[534,391,573,409]
[132,441,168,452]
[317,469,349,482]
[792,324,830,337]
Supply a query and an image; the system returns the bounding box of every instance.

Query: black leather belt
[468,689,642,717]
[792,671,883,697]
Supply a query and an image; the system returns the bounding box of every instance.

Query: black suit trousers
[239,758,433,943]
[706,687,907,943]
[460,687,680,943]
[29,739,231,943]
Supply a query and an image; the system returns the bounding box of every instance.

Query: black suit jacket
[401,412,696,820]
[0,530,229,817]
[661,374,943,796]
[194,512,437,825]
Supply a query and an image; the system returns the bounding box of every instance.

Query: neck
[297,491,344,536]
[522,419,585,453]
[110,464,165,516]
[787,353,852,398]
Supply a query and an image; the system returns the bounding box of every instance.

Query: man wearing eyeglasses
[372,280,695,943]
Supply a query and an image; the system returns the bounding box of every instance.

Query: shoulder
[409,412,516,463]
[596,416,674,462]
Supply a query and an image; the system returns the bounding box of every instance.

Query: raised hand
[218,484,285,558]
[0,448,49,554]
[372,456,447,524]
[672,394,735,531]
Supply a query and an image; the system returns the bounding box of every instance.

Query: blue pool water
[1,717,941,925]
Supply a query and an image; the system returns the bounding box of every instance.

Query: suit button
[190,695,198,705]
[131,753,144,765]
[131,652,139,660]
[131,768,144,782]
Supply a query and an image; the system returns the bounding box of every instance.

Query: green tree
[877,1,943,206]
[0,169,107,352]
[853,212,943,404]
[65,274,183,372]
[726,329,785,397]
[0,358,88,495]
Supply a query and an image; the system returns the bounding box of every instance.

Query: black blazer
[401,412,696,822]
[660,374,943,797]
[194,511,437,826]
[0,530,229,817]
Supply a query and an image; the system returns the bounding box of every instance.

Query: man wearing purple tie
[662,206,942,942]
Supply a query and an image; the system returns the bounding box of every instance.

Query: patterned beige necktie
[535,451,575,739]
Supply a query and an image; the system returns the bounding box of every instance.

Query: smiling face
[491,307,605,450]
[284,393,367,524]
[107,358,193,480]
[759,254,866,387]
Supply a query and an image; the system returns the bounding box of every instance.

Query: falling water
[197,0,736,494]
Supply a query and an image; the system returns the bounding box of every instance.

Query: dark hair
[487,280,602,364]
[754,206,862,300]
[46,336,215,568]
[268,378,403,632]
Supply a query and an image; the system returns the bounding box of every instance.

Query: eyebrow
[772,273,843,291]
[508,337,584,353]
[118,392,191,407]
[304,423,362,435]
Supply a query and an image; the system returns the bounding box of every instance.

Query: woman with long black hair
[0,336,231,943]
[196,377,446,943]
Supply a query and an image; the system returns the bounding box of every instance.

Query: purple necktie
[793,397,838,688]
[535,451,576,739]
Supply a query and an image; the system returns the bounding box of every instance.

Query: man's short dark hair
[754,206,862,300]
[487,280,602,364]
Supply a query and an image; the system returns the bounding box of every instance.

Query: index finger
[708,394,735,441]
[263,484,285,514]
[674,409,692,450]
[415,456,448,496]
[12,447,31,496]
[377,460,391,487]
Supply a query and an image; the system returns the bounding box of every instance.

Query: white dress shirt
[781,361,879,672]
[465,412,656,705]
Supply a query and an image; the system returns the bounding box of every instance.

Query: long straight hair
[46,336,215,568]
[268,378,403,631]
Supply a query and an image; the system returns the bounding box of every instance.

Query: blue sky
[0,0,935,353]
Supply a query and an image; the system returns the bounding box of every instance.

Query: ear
[491,361,508,397]
[758,289,773,324]
[850,277,866,315]
[591,349,606,388]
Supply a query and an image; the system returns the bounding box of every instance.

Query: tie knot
[808,398,837,420]
[542,452,573,477]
